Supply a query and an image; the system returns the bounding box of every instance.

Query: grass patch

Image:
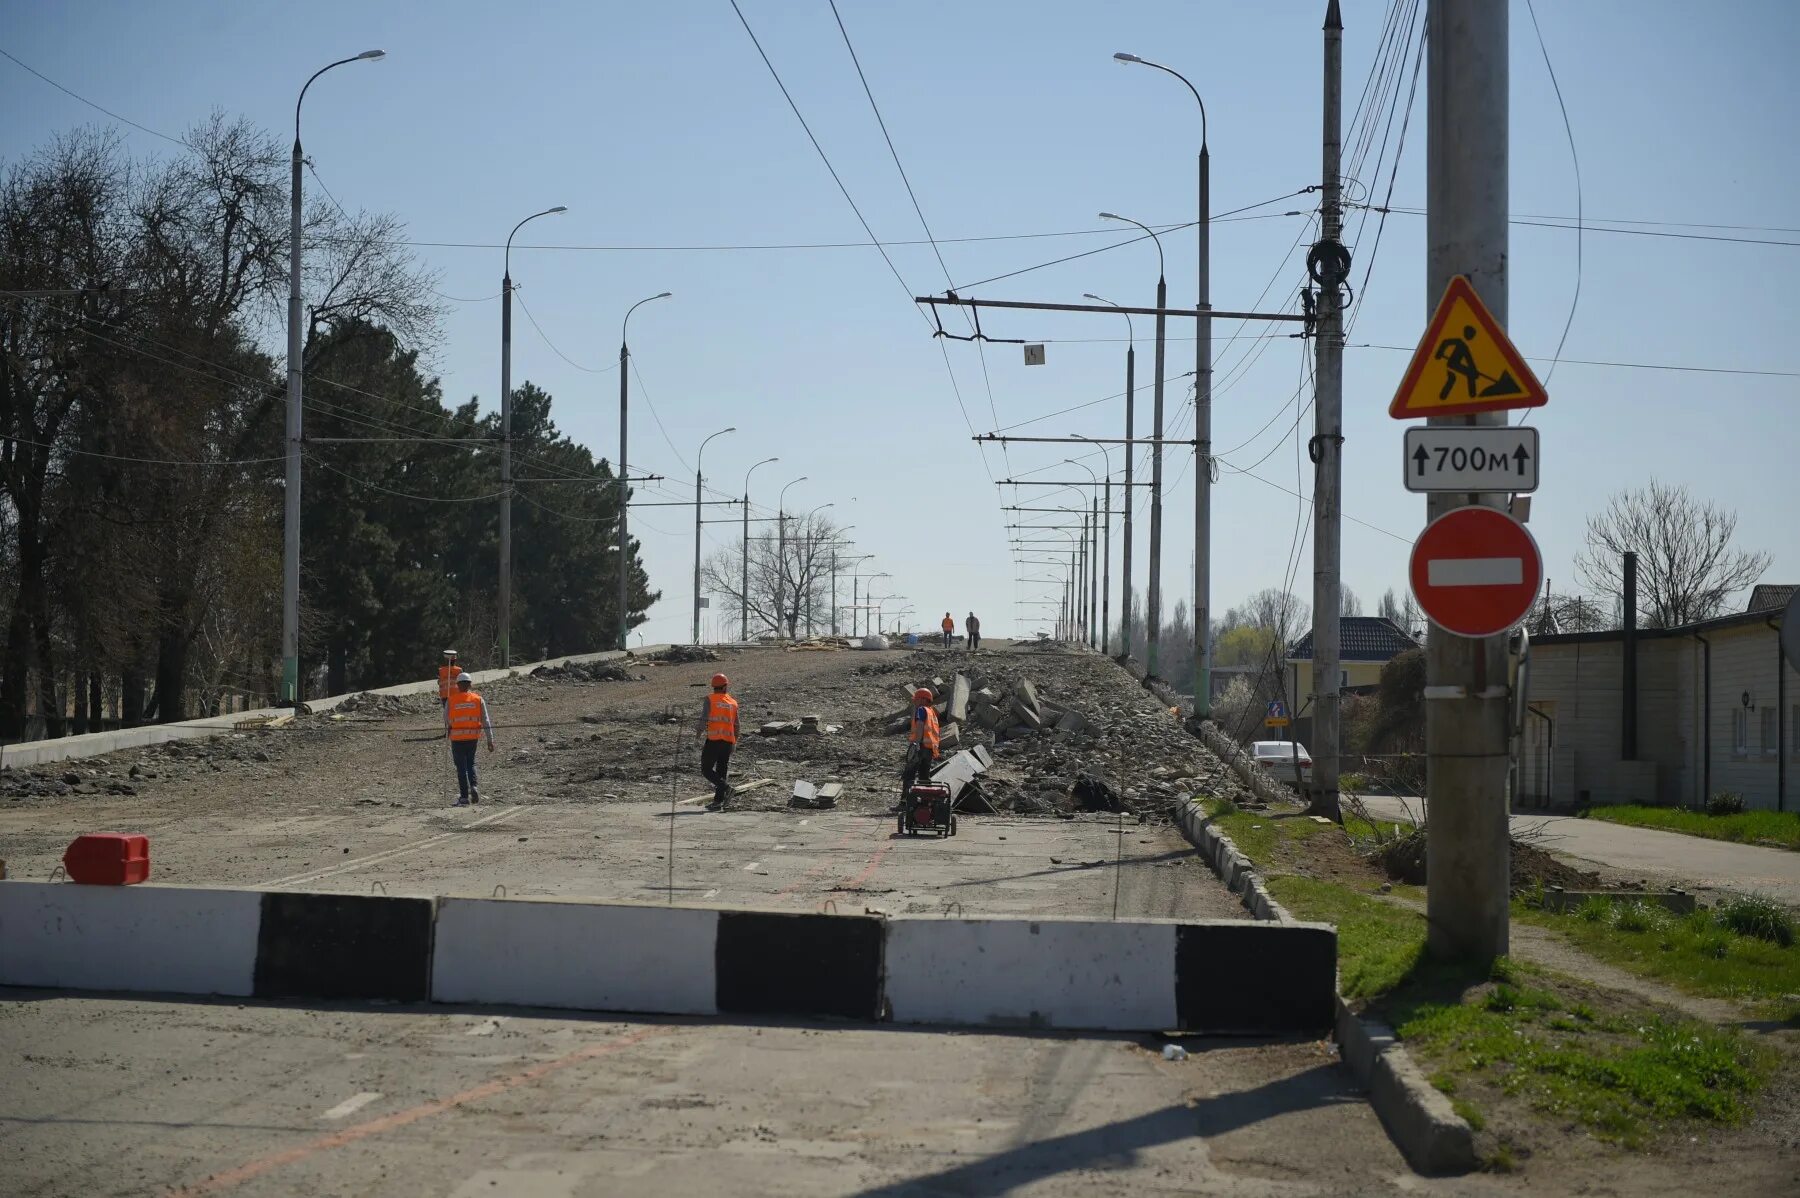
[1391,968,1774,1148]
[1583,804,1800,851]
[1206,808,1336,865]
[1519,898,1800,1021]
[1266,875,1425,999]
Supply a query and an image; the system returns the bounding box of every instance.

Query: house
[1519,588,1796,812]
[1283,617,1421,744]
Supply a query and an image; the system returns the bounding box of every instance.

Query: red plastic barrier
[62,833,151,885]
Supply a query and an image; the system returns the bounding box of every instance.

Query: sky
[5,0,1796,650]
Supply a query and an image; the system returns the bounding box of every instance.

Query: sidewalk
[1356,794,1800,907]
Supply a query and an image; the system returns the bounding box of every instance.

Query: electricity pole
[1426,0,1512,963]
[1309,0,1346,821]
[1085,296,1134,658]
[616,291,669,651]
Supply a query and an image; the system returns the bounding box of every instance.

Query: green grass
[1267,875,1426,999]
[1520,897,1800,1022]
[1391,969,1774,1148]
[1584,804,1800,851]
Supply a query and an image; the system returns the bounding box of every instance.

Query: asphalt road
[0,993,1452,1198]
[1356,795,1800,906]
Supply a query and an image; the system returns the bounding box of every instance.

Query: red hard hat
[913,687,933,705]
[711,673,729,690]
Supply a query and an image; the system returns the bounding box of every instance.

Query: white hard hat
[444,649,458,656]
[456,673,474,686]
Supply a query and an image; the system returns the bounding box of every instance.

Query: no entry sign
[1409,507,1543,638]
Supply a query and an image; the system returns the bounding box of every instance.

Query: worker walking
[940,612,955,649]
[437,649,462,711]
[698,672,740,811]
[445,673,494,807]
[965,612,981,652]
[894,685,941,811]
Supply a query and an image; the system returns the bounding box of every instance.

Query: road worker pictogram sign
[1388,275,1548,419]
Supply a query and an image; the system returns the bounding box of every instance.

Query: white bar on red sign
[1427,557,1524,587]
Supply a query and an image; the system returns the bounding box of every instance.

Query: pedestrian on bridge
[940,612,955,649]
[445,672,494,807]
[698,673,740,811]
[965,612,981,652]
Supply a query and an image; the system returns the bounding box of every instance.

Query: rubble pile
[651,645,720,664]
[877,650,1248,817]
[334,690,437,716]
[3,731,286,802]
[785,636,852,652]
[529,660,642,683]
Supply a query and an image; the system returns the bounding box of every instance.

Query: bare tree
[1576,480,1770,628]
[1341,585,1362,617]
[702,513,849,640]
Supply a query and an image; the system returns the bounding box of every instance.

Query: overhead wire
[0,47,186,146]
[1523,0,1583,390]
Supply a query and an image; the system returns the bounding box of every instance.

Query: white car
[1251,740,1313,786]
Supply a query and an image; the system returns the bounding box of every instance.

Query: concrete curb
[1193,721,1293,806]
[0,645,677,770]
[1171,797,1476,1176]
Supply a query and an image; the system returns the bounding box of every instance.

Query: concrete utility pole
[283,49,383,705]
[1309,0,1346,821]
[1101,213,1168,677]
[616,291,669,651]
[1426,0,1512,963]
[500,205,569,667]
[1085,295,1134,657]
[1089,497,1100,649]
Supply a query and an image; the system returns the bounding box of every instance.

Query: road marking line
[164,1027,667,1196]
[1428,556,1522,587]
[259,806,525,888]
[320,1093,380,1121]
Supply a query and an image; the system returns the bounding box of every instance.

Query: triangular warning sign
[1389,276,1548,419]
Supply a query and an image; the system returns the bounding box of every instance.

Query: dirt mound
[651,645,719,664]
[334,691,435,717]
[530,660,640,683]
[1511,840,1602,894]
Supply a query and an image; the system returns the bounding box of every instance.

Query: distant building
[1283,617,1421,745]
[1521,588,1796,812]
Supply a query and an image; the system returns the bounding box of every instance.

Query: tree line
[0,121,655,739]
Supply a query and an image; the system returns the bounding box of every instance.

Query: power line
[0,47,185,146]
[308,456,506,503]
[1524,0,1583,389]
[1,433,282,468]
[1349,342,1798,378]
[1349,204,1800,248]
[514,291,616,374]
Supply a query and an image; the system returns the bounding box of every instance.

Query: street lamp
[854,570,889,640]
[1065,456,1104,652]
[798,502,836,636]
[741,456,778,641]
[774,476,808,637]
[497,203,569,667]
[833,550,871,636]
[616,290,671,651]
[282,47,384,705]
[1100,212,1169,677]
[1084,294,1135,658]
[693,427,736,644]
[1116,49,1213,715]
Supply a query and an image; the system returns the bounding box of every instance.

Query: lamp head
[357,49,386,60]
[1113,52,1143,64]
[547,206,568,215]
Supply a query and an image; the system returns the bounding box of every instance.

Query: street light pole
[693,427,736,644]
[741,457,778,641]
[1083,297,1131,657]
[775,477,807,638]
[833,551,870,636]
[1099,213,1165,677]
[1116,50,1213,714]
[283,48,383,705]
[800,503,835,636]
[499,204,568,667]
[1064,456,1104,651]
[617,291,671,651]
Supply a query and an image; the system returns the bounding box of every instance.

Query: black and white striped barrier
[0,882,1334,1033]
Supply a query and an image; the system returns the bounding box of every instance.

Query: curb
[1172,797,1477,1176]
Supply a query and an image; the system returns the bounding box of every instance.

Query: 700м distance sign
[1402,426,1539,494]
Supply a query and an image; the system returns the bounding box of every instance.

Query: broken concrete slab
[1015,679,1042,719]
[949,674,971,723]
[1055,711,1087,734]
[971,702,1004,730]
[927,747,991,803]
[791,780,818,803]
[1010,696,1045,730]
[938,724,962,753]
[760,720,802,737]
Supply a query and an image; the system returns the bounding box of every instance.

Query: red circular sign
[1408,507,1543,638]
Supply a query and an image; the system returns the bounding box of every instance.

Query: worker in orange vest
[895,685,941,811]
[698,673,740,810]
[940,612,955,649]
[444,672,494,806]
[437,649,463,712]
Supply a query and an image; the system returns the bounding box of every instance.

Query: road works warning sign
[1388,275,1548,419]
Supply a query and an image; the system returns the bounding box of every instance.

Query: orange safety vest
[941,616,954,632]
[437,664,462,699]
[448,690,485,741]
[909,705,940,757]
[705,692,739,744]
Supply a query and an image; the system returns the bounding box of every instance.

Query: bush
[1611,902,1666,934]
[1340,771,1368,794]
[1706,791,1747,817]
[1717,895,1795,948]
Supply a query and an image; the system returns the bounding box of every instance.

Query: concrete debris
[651,645,720,664]
[760,720,804,737]
[530,660,640,683]
[788,780,842,809]
[786,637,852,652]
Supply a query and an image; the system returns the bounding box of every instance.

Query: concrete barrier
[0,646,673,771]
[0,881,260,996]
[255,891,434,1002]
[885,917,1177,1030]
[432,896,719,1015]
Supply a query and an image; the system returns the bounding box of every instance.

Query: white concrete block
[0,881,260,996]
[884,917,1178,1030]
[432,897,719,1015]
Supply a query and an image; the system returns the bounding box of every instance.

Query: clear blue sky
[6,1,1795,648]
